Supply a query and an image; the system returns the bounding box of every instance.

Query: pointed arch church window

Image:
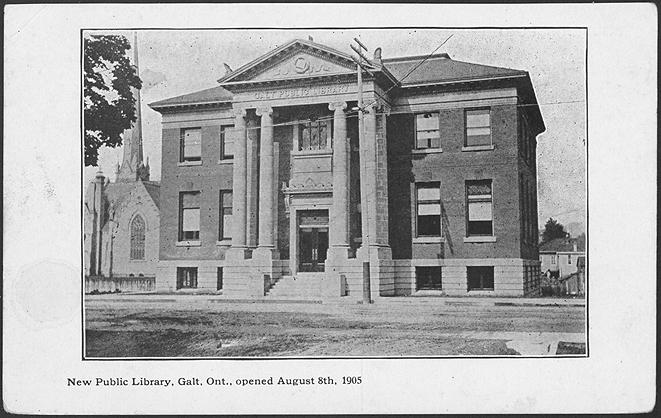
[130,215,146,260]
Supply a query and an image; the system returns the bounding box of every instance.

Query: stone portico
[221,71,395,298]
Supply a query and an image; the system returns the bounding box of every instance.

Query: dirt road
[85,296,586,357]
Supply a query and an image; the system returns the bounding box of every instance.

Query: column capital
[371,100,391,116]
[328,101,348,112]
[232,107,248,118]
[255,106,273,117]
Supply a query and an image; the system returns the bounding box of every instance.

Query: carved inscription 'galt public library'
[255,84,350,100]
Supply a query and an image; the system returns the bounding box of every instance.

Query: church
[84,34,160,292]
[147,37,545,299]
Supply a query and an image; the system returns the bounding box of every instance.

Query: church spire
[117,31,149,182]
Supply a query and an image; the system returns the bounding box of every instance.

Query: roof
[142,181,161,210]
[103,182,135,208]
[149,39,543,132]
[149,85,233,109]
[382,54,526,86]
[101,180,160,228]
[539,237,585,253]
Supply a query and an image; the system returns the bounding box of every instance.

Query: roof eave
[400,73,528,89]
[148,100,231,112]
[218,38,356,84]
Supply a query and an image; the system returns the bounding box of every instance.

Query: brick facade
[149,38,545,297]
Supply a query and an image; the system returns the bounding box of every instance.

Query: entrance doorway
[298,210,329,273]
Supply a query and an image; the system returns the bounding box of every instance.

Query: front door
[298,210,329,273]
[299,227,328,272]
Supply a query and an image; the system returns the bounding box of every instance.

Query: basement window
[217,267,223,291]
[467,266,494,291]
[416,266,442,290]
[177,267,198,289]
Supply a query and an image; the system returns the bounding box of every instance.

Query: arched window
[130,215,145,260]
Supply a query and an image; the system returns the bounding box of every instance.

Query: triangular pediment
[219,39,357,84]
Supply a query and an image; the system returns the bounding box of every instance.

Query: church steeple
[117,31,149,182]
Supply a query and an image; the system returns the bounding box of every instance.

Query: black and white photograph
[3,3,656,414]
[82,28,587,358]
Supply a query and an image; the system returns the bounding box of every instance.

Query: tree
[84,34,142,166]
[541,217,568,243]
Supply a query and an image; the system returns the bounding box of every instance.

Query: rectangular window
[467,266,494,291]
[180,128,202,162]
[466,180,493,236]
[176,267,198,289]
[217,267,223,291]
[416,266,442,290]
[179,192,200,241]
[551,255,556,265]
[219,190,233,240]
[568,254,572,264]
[299,120,331,151]
[415,113,441,149]
[465,108,492,146]
[416,183,442,237]
[220,125,234,159]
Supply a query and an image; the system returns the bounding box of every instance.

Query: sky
[84,28,587,234]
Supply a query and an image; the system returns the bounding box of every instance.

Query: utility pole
[350,37,372,304]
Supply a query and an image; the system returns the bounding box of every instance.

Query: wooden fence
[85,275,155,294]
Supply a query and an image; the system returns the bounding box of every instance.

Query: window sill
[178,161,202,167]
[462,144,495,152]
[216,239,232,246]
[217,159,233,165]
[412,148,443,155]
[413,236,444,244]
[463,236,497,243]
[176,240,201,247]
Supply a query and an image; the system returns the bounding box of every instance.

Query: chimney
[223,63,232,76]
[308,35,314,42]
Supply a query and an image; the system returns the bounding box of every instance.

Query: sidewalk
[84,292,585,307]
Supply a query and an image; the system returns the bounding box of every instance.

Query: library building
[148,37,545,299]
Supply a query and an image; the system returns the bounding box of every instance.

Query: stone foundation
[155,257,540,298]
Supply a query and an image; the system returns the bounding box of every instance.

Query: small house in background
[559,255,586,296]
[539,237,586,279]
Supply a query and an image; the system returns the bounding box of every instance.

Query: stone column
[229,108,248,252]
[245,117,260,247]
[356,102,393,299]
[327,101,350,262]
[255,106,276,255]
[357,102,392,260]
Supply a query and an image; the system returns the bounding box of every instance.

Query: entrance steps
[267,274,325,298]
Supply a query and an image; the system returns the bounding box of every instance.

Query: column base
[356,245,392,261]
[326,245,351,269]
[226,246,251,261]
[252,246,280,262]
